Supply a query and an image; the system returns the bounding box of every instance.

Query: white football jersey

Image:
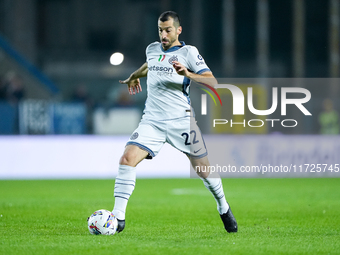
[142,41,211,120]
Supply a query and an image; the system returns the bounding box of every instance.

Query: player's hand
[172,61,189,77]
[119,77,142,95]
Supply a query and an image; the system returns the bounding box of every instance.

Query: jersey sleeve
[145,43,152,62]
[145,42,159,62]
[186,46,211,74]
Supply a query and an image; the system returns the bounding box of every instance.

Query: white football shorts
[126,116,208,159]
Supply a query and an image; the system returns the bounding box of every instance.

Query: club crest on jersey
[168,55,178,65]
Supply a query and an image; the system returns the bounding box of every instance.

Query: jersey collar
[160,41,185,53]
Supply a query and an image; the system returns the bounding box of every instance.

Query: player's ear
[177,26,182,35]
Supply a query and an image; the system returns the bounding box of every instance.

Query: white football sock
[202,176,229,214]
[112,164,136,220]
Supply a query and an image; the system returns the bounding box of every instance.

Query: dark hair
[158,11,181,27]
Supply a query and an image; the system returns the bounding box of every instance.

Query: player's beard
[161,38,176,50]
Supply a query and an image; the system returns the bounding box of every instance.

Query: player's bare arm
[119,62,148,95]
[172,61,217,88]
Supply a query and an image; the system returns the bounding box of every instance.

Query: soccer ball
[87,209,118,235]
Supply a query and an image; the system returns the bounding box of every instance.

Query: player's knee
[191,156,211,178]
[197,170,210,179]
[195,162,210,179]
[119,153,136,166]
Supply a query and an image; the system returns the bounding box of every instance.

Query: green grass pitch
[0,178,339,254]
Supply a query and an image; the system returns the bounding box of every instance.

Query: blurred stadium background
[0,0,339,178]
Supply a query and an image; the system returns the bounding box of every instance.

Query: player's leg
[113,145,148,232]
[190,155,237,233]
[190,156,229,213]
[119,144,149,167]
[113,119,166,233]
[167,116,237,232]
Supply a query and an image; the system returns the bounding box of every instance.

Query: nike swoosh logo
[148,58,156,61]
[194,148,202,154]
